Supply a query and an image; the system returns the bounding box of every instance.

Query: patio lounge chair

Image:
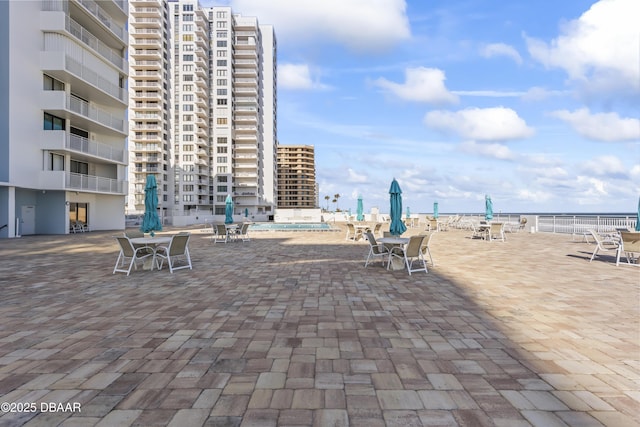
[155,233,192,273]
[487,223,506,242]
[387,234,428,275]
[237,222,251,242]
[113,236,154,276]
[212,224,229,243]
[616,231,640,266]
[420,231,437,266]
[364,231,389,267]
[588,230,619,263]
[345,223,363,242]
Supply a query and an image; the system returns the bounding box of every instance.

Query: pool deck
[0,225,638,426]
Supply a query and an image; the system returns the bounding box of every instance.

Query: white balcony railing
[68,133,125,163]
[68,94,125,132]
[66,172,125,194]
[67,16,125,70]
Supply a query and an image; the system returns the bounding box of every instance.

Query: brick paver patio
[0,224,637,426]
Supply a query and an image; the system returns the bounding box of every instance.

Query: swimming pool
[249,222,336,231]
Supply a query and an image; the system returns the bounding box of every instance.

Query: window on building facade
[182,54,193,61]
[183,134,194,141]
[216,60,227,66]
[43,74,64,91]
[216,21,227,28]
[217,175,227,182]
[183,104,194,111]
[216,11,227,18]
[183,13,193,21]
[217,99,227,105]
[216,69,227,76]
[217,137,227,144]
[182,24,193,31]
[183,4,193,11]
[216,88,227,95]
[216,40,227,47]
[70,160,88,175]
[50,153,64,171]
[183,124,194,131]
[183,74,193,81]
[183,64,193,71]
[182,84,193,91]
[216,156,227,163]
[216,79,227,85]
[183,185,194,191]
[216,31,227,38]
[216,118,228,125]
[217,166,227,173]
[183,155,193,162]
[217,50,226,57]
[183,34,193,42]
[217,185,227,192]
[44,113,65,130]
[217,146,228,153]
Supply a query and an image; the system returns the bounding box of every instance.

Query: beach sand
[0,225,637,426]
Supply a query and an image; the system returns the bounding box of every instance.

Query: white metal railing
[64,55,126,103]
[537,215,637,234]
[66,16,124,70]
[68,94,125,132]
[66,172,125,193]
[74,0,126,42]
[68,133,125,163]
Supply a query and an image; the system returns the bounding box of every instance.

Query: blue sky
[204,0,640,214]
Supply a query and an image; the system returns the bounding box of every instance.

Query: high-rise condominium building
[277,145,317,209]
[128,0,172,220]
[169,1,277,224]
[0,0,129,238]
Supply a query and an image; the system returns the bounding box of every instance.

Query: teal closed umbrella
[389,179,407,236]
[635,196,640,231]
[140,175,162,236]
[225,194,234,224]
[485,195,493,221]
[406,206,410,219]
[356,195,364,221]
[433,201,439,219]
[245,208,249,218]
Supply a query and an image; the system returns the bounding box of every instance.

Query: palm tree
[324,195,330,211]
[333,193,341,211]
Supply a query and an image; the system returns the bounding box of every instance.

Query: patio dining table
[130,236,172,270]
[378,237,410,270]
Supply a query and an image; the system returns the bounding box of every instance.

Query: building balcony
[41,91,127,136]
[235,87,257,96]
[130,38,162,49]
[129,17,162,27]
[234,77,257,87]
[40,12,128,72]
[131,91,162,101]
[131,6,161,18]
[235,125,258,134]
[130,59,162,69]
[40,50,127,107]
[131,49,161,60]
[131,70,161,79]
[40,130,126,164]
[66,0,128,43]
[40,171,126,195]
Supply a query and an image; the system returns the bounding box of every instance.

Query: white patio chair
[420,231,437,266]
[345,223,363,241]
[238,222,251,242]
[588,230,619,263]
[113,236,154,276]
[616,231,640,266]
[155,233,192,273]
[364,231,389,267]
[387,234,428,275]
[212,223,229,243]
[487,222,506,242]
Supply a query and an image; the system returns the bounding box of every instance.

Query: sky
[203,0,640,214]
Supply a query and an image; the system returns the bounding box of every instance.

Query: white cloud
[516,189,553,203]
[525,0,640,93]
[480,43,523,65]
[549,108,640,142]
[424,107,535,141]
[458,140,515,160]
[581,155,628,179]
[373,67,458,104]
[230,0,411,52]
[452,90,525,98]
[278,63,329,90]
[347,168,369,183]
[521,87,567,101]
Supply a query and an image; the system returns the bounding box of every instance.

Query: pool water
[249,223,334,231]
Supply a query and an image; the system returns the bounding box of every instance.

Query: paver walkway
[0,225,638,426]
